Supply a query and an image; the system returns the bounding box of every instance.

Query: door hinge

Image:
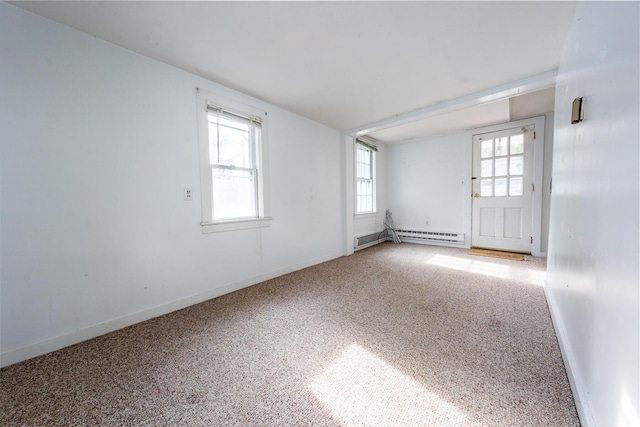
[532,184,535,192]
[533,131,536,139]
[530,236,533,244]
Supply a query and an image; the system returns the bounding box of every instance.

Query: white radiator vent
[395,229,465,246]
[354,231,386,251]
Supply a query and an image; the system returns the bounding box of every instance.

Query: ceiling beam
[346,69,557,137]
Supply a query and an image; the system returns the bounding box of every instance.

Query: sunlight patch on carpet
[527,269,546,286]
[426,254,545,286]
[427,254,511,279]
[309,343,467,426]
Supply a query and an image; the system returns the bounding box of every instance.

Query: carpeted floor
[0,243,580,426]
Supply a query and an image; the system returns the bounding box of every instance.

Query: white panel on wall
[0,3,343,366]
[546,2,639,427]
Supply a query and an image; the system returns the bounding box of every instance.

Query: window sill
[201,217,272,234]
[355,212,378,219]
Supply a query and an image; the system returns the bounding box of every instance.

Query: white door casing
[471,125,534,253]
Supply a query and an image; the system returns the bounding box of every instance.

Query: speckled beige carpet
[1,243,580,426]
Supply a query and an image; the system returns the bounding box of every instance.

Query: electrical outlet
[184,187,193,201]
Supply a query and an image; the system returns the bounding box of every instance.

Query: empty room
[1,2,638,427]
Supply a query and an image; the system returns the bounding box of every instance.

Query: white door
[471,125,534,253]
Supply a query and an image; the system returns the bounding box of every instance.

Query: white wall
[0,4,343,366]
[545,3,639,427]
[386,133,472,244]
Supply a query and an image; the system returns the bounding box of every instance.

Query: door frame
[466,116,546,256]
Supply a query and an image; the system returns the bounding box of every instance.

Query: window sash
[211,166,258,220]
[356,178,374,213]
[208,112,259,168]
[356,145,373,179]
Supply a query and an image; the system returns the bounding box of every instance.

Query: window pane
[510,156,523,175]
[212,168,257,220]
[495,137,508,156]
[358,195,373,213]
[510,135,524,154]
[356,179,373,212]
[356,147,372,179]
[218,124,251,167]
[494,178,507,196]
[481,139,493,158]
[494,158,508,176]
[481,179,493,197]
[510,177,523,196]
[481,159,492,177]
[208,114,254,168]
[361,162,371,179]
[356,148,364,167]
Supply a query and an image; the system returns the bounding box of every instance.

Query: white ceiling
[13,1,576,142]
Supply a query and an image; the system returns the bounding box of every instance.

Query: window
[208,109,260,220]
[197,89,270,233]
[356,140,376,214]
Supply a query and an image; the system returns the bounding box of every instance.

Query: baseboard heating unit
[395,230,465,246]
[354,231,386,251]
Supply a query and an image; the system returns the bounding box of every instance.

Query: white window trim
[200,217,272,233]
[196,88,271,233]
[355,142,376,215]
[354,212,378,219]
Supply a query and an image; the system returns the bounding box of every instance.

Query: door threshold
[468,248,526,261]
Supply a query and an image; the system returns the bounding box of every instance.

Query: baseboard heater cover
[354,231,386,251]
[395,229,465,245]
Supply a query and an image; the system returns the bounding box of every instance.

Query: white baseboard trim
[1,250,343,368]
[544,285,596,427]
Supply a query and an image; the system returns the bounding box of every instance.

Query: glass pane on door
[494,158,508,176]
[495,137,508,156]
[481,140,493,158]
[509,177,523,196]
[510,156,523,175]
[495,178,507,197]
[481,179,493,197]
[510,135,524,154]
[481,160,492,177]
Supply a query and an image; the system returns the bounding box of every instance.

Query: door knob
[473,193,480,198]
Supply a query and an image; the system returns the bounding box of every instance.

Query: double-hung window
[197,89,270,233]
[356,140,377,214]
[209,108,260,220]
